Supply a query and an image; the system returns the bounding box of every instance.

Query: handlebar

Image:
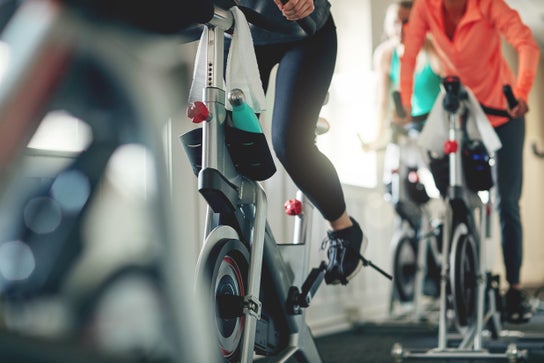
[53,0,316,37]
[391,122,424,137]
[279,0,316,35]
[503,84,518,109]
[392,76,517,138]
[200,0,317,36]
[68,0,215,34]
[390,91,425,134]
[237,0,316,36]
[392,91,406,119]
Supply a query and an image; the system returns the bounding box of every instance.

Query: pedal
[287,261,327,314]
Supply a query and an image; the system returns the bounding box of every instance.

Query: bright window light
[27,111,92,153]
[0,41,90,154]
[317,0,378,188]
[317,71,378,188]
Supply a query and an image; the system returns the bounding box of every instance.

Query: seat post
[200,7,234,174]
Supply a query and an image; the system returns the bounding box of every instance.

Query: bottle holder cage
[428,154,450,197]
[179,128,203,177]
[427,140,493,196]
[405,168,431,205]
[179,124,277,181]
[224,124,276,181]
[462,140,493,192]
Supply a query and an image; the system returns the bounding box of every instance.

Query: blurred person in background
[366,0,442,151]
[399,0,540,323]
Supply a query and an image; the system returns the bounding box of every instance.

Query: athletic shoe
[504,288,532,324]
[323,217,368,285]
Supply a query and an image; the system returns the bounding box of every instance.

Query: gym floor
[312,310,544,363]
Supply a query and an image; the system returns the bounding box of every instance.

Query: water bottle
[228,88,263,133]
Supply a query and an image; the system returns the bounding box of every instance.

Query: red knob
[284,199,303,216]
[408,170,419,183]
[444,140,458,154]
[187,101,209,123]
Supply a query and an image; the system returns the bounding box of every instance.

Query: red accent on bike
[284,199,303,216]
[444,140,458,154]
[187,101,209,123]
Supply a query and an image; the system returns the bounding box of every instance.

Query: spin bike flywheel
[449,220,478,329]
[393,234,418,302]
[204,238,249,362]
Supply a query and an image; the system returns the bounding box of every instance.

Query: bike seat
[68,0,215,34]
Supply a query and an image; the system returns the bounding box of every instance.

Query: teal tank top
[390,48,441,117]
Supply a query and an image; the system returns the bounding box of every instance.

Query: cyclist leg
[493,117,531,323]
[255,16,367,285]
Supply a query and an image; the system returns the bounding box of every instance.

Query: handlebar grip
[503,85,518,109]
[392,91,406,118]
[296,17,316,35]
[279,0,316,36]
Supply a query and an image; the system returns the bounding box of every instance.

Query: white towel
[188,27,208,104]
[225,7,266,112]
[189,8,266,113]
[419,87,502,156]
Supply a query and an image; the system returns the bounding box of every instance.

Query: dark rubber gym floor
[311,310,544,363]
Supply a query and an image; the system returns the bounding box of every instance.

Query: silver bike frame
[196,6,322,362]
[392,85,527,362]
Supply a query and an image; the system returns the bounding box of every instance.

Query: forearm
[399,2,427,108]
[492,0,540,100]
[515,43,540,101]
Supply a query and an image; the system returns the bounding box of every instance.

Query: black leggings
[493,117,525,285]
[254,16,345,221]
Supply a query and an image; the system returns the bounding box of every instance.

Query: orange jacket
[400,0,540,126]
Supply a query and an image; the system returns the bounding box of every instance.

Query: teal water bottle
[228,88,263,133]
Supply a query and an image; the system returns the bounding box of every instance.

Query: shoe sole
[329,260,363,285]
[329,235,369,285]
[506,312,532,324]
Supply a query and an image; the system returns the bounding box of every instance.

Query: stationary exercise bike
[387,94,443,321]
[180,2,390,362]
[0,0,220,362]
[392,77,527,361]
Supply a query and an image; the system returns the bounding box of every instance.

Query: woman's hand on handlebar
[507,97,529,119]
[274,0,315,21]
[392,104,412,126]
[390,91,411,125]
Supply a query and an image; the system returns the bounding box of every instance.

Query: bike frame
[0,1,217,362]
[437,99,489,351]
[192,5,322,362]
[393,79,527,361]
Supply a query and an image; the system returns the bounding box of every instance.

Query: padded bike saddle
[67,0,215,34]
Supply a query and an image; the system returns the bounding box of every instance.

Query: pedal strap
[325,240,393,284]
[326,239,349,285]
